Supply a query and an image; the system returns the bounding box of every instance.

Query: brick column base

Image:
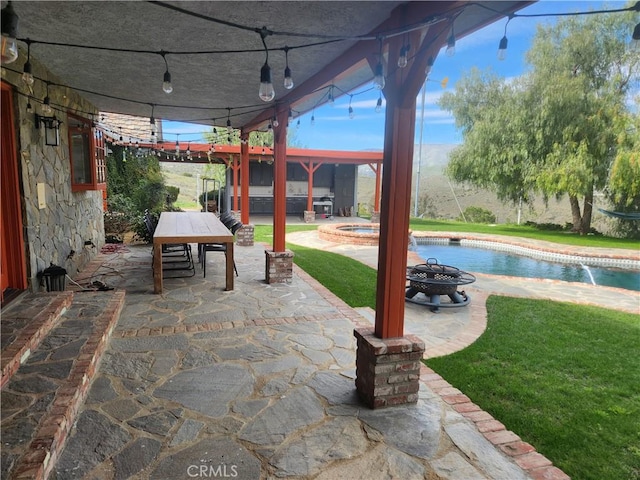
[236,224,254,247]
[370,211,380,223]
[303,210,316,223]
[265,250,294,284]
[354,328,425,409]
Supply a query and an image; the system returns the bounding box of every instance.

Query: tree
[440,9,639,235]
[441,69,537,205]
[106,146,168,213]
[607,103,640,238]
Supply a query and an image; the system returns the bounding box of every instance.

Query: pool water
[338,226,380,234]
[413,244,640,292]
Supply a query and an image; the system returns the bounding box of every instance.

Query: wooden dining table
[153,211,234,293]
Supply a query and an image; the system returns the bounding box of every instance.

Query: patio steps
[1,290,125,480]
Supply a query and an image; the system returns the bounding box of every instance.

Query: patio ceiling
[8,1,533,132]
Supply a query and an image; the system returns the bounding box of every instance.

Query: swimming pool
[413,243,640,292]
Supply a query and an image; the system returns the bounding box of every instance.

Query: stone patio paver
[7,225,631,479]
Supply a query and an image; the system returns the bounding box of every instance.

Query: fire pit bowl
[405,258,476,312]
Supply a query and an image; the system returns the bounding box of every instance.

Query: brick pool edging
[412,231,639,270]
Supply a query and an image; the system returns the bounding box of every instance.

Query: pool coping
[411,232,639,270]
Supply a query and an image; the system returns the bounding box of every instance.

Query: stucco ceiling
[6,1,532,132]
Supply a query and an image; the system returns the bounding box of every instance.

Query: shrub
[458,206,496,224]
[524,221,566,231]
[198,189,224,212]
[166,186,180,206]
[104,193,137,239]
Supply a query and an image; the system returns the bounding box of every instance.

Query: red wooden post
[240,132,249,225]
[375,103,416,338]
[306,160,314,211]
[231,154,240,211]
[300,160,322,212]
[368,162,382,213]
[373,23,440,339]
[272,109,288,252]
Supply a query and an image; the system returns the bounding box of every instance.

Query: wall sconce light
[35,114,62,146]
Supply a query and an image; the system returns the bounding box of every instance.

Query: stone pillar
[370,211,380,223]
[236,224,254,247]
[303,210,316,223]
[354,328,425,409]
[265,250,294,284]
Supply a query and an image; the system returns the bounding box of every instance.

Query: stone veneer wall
[3,52,104,291]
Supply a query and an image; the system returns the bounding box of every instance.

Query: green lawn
[252,223,640,479]
[426,297,640,480]
[409,218,639,249]
[253,220,639,250]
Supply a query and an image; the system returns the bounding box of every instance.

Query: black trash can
[42,264,67,292]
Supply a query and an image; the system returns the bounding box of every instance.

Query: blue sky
[163,1,631,151]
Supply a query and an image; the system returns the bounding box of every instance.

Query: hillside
[160,146,614,231]
[161,163,220,209]
[357,144,614,231]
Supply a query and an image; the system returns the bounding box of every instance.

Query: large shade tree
[440,8,639,235]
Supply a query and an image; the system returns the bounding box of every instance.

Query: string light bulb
[259,30,275,102]
[311,114,315,126]
[283,46,294,89]
[1,1,19,65]
[328,86,335,107]
[373,62,385,89]
[373,38,385,89]
[149,105,157,136]
[446,25,456,57]
[425,56,434,78]
[273,117,279,128]
[259,62,275,101]
[497,16,511,61]
[175,139,180,154]
[375,94,382,113]
[22,39,34,87]
[348,97,354,119]
[633,22,640,44]
[398,43,410,68]
[26,99,33,113]
[497,36,508,61]
[226,111,232,133]
[42,83,52,115]
[161,52,173,94]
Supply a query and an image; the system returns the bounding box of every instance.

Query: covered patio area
[3,239,560,480]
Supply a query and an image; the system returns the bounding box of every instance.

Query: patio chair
[144,210,195,276]
[198,219,242,278]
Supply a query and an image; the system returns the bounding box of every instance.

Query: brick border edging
[295,264,570,480]
[1,292,74,389]
[12,290,126,480]
[420,364,570,480]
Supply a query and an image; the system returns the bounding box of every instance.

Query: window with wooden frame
[68,113,106,192]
